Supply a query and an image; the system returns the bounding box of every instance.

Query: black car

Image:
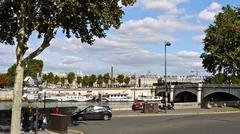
[71,105,112,121]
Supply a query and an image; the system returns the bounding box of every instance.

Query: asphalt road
[70,113,240,134]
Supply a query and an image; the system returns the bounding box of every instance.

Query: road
[70,113,240,134]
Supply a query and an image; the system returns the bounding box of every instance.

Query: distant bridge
[156,84,240,107]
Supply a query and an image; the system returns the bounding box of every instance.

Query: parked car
[132,100,144,110]
[71,105,112,121]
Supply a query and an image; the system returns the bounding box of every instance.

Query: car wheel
[103,115,109,121]
[78,116,83,121]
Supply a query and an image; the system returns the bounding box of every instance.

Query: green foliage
[6,64,17,86]
[82,75,89,87]
[54,75,60,84]
[25,59,43,77]
[201,5,240,76]
[97,74,103,86]
[103,73,110,84]
[47,72,54,84]
[229,76,240,84]
[124,76,130,85]
[117,74,124,84]
[42,74,48,83]
[67,72,75,84]
[111,77,116,83]
[203,74,240,84]
[76,76,82,85]
[0,0,136,46]
[89,74,97,87]
[6,59,43,86]
[211,73,226,84]
[60,77,66,85]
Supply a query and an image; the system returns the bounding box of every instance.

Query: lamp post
[164,41,171,113]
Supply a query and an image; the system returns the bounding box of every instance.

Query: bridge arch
[203,92,240,102]
[174,91,197,102]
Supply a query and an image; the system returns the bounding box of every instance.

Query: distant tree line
[0,59,132,88]
[42,72,132,88]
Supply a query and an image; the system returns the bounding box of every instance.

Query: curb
[113,111,240,118]
[68,129,84,134]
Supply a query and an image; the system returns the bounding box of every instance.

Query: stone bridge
[156,84,240,106]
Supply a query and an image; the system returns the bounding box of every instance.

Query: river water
[0,101,132,110]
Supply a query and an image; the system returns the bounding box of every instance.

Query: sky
[0,0,240,76]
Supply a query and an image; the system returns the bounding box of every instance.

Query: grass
[213,107,240,112]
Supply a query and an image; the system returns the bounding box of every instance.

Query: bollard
[48,114,68,134]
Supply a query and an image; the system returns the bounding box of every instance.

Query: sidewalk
[112,107,240,118]
[22,129,84,134]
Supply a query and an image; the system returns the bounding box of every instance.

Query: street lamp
[164,41,171,113]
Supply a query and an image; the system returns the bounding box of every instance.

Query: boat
[57,95,93,102]
[22,87,43,101]
[102,93,134,102]
[135,96,163,102]
[22,87,93,102]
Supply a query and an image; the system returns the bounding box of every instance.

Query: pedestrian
[52,106,61,114]
[22,111,30,132]
[29,112,37,131]
[38,113,43,130]
[41,114,48,131]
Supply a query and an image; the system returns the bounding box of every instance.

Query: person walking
[41,114,48,130]
[52,107,61,114]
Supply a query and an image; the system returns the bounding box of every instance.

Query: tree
[201,5,240,78]
[54,75,60,84]
[103,73,110,86]
[210,73,226,84]
[76,76,82,86]
[24,59,43,77]
[124,76,130,85]
[6,64,17,86]
[6,59,43,86]
[97,74,103,87]
[82,75,89,87]
[47,72,54,84]
[60,77,66,86]
[117,74,125,84]
[203,74,240,84]
[42,73,48,83]
[89,74,97,87]
[67,72,75,84]
[0,0,135,133]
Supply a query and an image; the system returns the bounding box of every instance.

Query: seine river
[0,101,132,111]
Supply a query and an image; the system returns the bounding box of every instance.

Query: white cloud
[61,56,83,64]
[192,34,205,43]
[176,51,200,57]
[0,44,16,72]
[117,15,205,44]
[140,0,187,14]
[199,2,222,21]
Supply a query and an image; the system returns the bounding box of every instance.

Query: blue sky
[0,0,239,76]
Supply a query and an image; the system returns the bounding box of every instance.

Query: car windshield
[135,100,144,102]
[85,106,94,112]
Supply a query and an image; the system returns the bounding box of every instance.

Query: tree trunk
[10,60,24,134]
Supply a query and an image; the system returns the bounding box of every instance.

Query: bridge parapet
[203,84,240,89]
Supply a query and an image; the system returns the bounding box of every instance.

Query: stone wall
[0,91,13,101]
